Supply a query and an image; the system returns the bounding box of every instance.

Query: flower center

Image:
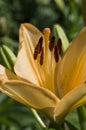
[34,28,62,65]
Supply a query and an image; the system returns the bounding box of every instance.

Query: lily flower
[0,23,86,124]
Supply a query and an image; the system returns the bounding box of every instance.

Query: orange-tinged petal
[55,27,86,98]
[14,23,44,86]
[14,42,40,85]
[54,83,86,124]
[19,23,43,48]
[0,80,60,118]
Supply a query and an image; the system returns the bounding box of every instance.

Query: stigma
[34,28,62,65]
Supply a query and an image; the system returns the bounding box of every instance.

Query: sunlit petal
[55,27,86,98]
[14,23,44,85]
[14,42,40,85]
[54,83,86,123]
[0,80,60,118]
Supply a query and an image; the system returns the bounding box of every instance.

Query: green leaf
[65,110,80,130]
[65,121,79,130]
[77,106,86,130]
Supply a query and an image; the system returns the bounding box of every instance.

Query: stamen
[34,47,38,60]
[54,45,59,62]
[49,36,55,51]
[34,37,43,60]
[38,37,43,53]
[57,38,62,54]
[40,47,44,65]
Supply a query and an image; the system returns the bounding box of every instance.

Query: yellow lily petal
[14,41,40,85]
[54,83,86,124]
[55,27,86,98]
[14,23,56,92]
[0,64,60,118]
[14,23,43,85]
[0,80,60,119]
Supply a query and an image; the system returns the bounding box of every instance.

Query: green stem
[30,108,48,130]
[77,106,86,130]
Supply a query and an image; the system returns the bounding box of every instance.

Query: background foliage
[0,0,84,129]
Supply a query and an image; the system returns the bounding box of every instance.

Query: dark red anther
[40,47,44,65]
[34,36,43,60]
[57,38,62,54]
[34,47,38,60]
[49,36,55,51]
[38,37,43,53]
[54,45,59,62]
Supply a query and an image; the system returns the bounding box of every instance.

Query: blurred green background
[0,0,84,129]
